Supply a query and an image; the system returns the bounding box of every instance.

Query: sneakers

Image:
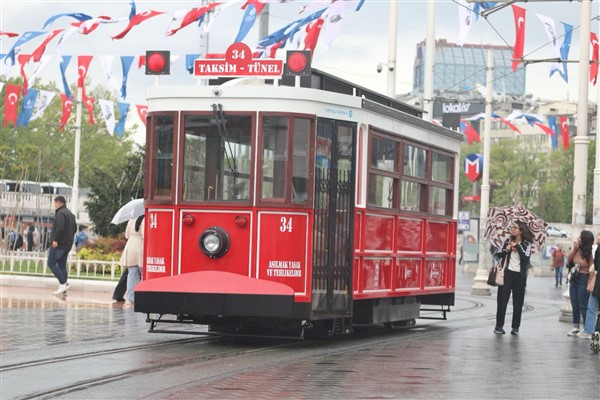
[511,329,519,335]
[53,282,70,295]
[591,331,600,353]
[494,327,506,334]
[576,332,592,339]
[567,328,580,337]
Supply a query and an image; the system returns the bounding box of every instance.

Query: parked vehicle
[547,225,567,238]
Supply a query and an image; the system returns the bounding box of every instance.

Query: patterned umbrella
[483,205,547,254]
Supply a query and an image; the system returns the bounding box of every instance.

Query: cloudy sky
[0,0,596,108]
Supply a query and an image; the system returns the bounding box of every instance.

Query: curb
[0,274,115,293]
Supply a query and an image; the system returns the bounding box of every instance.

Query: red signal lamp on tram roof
[145,50,170,75]
[284,50,311,77]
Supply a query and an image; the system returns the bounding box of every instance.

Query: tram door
[312,119,355,315]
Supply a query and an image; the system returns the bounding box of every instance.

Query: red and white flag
[17,54,32,94]
[3,83,21,128]
[559,116,569,149]
[166,4,221,37]
[77,55,93,88]
[0,31,19,38]
[59,93,73,131]
[136,104,148,126]
[112,10,165,40]
[534,122,554,136]
[591,32,599,85]
[73,15,122,35]
[31,29,63,63]
[83,91,95,124]
[512,5,526,72]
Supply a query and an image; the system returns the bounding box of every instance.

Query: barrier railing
[0,250,120,281]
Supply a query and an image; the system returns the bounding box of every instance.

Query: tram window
[403,144,427,178]
[292,118,310,204]
[400,180,425,212]
[429,187,448,215]
[368,174,395,208]
[262,117,289,200]
[182,115,252,202]
[432,152,453,183]
[152,115,174,198]
[371,136,397,172]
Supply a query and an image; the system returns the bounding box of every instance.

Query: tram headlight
[199,227,230,258]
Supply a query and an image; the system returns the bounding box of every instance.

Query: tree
[85,150,145,237]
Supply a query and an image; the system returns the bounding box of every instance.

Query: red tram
[135,68,462,338]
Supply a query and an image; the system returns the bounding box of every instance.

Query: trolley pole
[472,49,493,296]
[572,0,592,235]
[423,0,435,121]
[387,1,398,97]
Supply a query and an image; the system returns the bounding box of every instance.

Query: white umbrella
[111,199,145,225]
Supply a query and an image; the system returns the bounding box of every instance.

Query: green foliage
[84,150,145,237]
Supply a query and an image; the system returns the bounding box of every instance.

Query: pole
[572,0,592,235]
[259,3,269,39]
[387,1,398,97]
[423,0,435,121]
[72,86,82,222]
[472,48,493,296]
[594,0,600,227]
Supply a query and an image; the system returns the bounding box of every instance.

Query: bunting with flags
[547,116,558,150]
[460,120,481,145]
[114,102,130,138]
[112,10,165,40]
[18,54,32,94]
[235,1,266,43]
[120,56,134,99]
[167,3,222,37]
[3,83,21,128]
[16,88,39,127]
[99,55,120,93]
[31,29,63,62]
[4,31,45,66]
[29,90,56,122]
[457,0,474,46]
[136,104,148,126]
[511,5,526,72]
[42,12,92,29]
[550,23,573,82]
[83,91,95,124]
[559,116,569,149]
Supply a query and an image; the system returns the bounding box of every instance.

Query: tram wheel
[384,319,416,330]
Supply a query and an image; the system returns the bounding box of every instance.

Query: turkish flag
[136,104,148,126]
[512,5,526,72]
[3,83,21,128]
[460,120,481,145]
[112,10,165,40]
[31,29,63,62]
[591,33,599,85]
[304,18,324,52]
[559,116,569,149]
[77,55,93,88]
[138,55,146,69]
[18,54,32,94]
[83,91,95,124]
[167,4,221,36]
[59,93,73,131]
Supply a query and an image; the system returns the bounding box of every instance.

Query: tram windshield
[182,114,252,202]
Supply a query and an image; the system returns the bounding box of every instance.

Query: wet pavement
[0,271,599,399]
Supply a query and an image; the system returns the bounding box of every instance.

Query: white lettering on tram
[247,62,281,74]
[197,63,238,74]
[146,256,166,273]
[266,260,302,277]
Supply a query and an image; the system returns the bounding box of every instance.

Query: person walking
[577,234,600,339]
[48,196,77,295]
[120,215,144,308]
[493,221,533,335]
[566,230,594,337]
[551,244,566,287]
[26,225,36,252]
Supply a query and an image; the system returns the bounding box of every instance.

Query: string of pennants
[1,80,147,138]
[454,111,570,151]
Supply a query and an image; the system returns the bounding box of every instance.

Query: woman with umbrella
[120,215,145,308]
[493,221,533,335]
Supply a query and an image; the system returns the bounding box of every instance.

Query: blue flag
[59,55,73,100]
[550,23,573,83]
[42,12,92,29]
[120,56,135,99]
[114,102,130,138]
[185,54,200,74]
[17,88,39,127]
[235,4,259,43]
[547,116,558,150]
[4,31,45,66]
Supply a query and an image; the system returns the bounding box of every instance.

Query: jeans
[569,273,590,326]
[496,269,526,330]
[582,294,598,334]
[554,266,563,286]
[48,247,69,285]
[126,266,141,303]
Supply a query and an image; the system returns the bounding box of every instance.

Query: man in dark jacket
[48,195,77,295]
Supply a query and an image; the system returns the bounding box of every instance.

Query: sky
[0,0,596,119]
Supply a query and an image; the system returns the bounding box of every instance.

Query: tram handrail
[0,250,120,281]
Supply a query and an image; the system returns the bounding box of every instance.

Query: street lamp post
[472,49,494,296]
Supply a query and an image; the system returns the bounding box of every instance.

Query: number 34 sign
[194,42,283,77]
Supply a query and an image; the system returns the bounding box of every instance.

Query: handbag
[567,263,580,284]
[487,266,498,286]
[587,270,596,293]
[495,266,505,286]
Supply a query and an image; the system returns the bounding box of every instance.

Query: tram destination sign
[195,42,283,77]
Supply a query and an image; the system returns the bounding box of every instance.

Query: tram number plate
[280,217,293,233]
